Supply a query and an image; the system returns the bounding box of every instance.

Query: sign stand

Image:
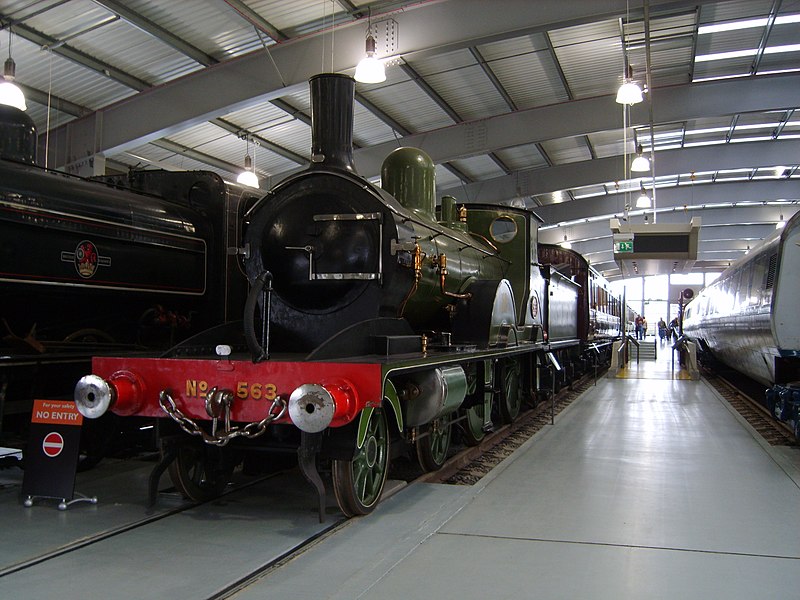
[545,352,562,425]
[22,399,98,510]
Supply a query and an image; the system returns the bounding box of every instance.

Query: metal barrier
[671,335,700,379]
[625,334,640,364]
[609,334,639,376]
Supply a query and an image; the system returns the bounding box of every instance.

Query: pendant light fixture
[560,234,572,250]
[630,143,650,172]
[776,214,786,229]
[0,29,27,111]
[236,136,259,188]
[616,65,643,105]
[354,10,385,84]
[635,183,651,208]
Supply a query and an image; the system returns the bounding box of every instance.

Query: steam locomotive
[0,104,258,448]
[683,210,800,439]
[74,74,627,517]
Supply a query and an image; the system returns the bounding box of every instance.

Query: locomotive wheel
[766,393,777,420]
[332,408,390,517]
[415,414,453,472]
[498,358,522,423]
[461,404,486,446]
[167,443,233,502]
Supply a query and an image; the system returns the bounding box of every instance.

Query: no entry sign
[22,400,84,501]
[42,432,65,457]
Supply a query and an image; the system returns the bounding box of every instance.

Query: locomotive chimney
[309,73,356,173]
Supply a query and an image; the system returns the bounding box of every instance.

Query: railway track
[0,372,597,598]
[421,371,598,485]
[702,370,797,446]
[217,372,601,598]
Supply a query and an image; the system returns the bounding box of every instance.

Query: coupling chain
[158,389,287,447]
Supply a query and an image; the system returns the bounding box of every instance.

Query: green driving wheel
[332,408,390,517]
[416,414,453,471]
[498,358,522,424]
[461,403,486,446]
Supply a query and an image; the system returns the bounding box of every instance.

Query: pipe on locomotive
[243,270,273,362]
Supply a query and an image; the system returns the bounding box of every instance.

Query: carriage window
[490,216,518,243]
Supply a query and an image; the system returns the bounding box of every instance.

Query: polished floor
[2,346,798,598]
[243,342,800,599]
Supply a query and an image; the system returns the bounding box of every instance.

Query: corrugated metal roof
[449,154,507,182]
[248,0,347,38]
[692,56,754,80]
[7,35,135,115]
[493,144,548,171]
[125,0,264,59]
[696,29,764,56]
[434,164,461,191]
[421,64,510,121]
[69,19,201,85]
[357,79,453,133]
[254,118,312,159]
[223,101,297,132]
[353,101,397,146]
[549,20,623,99]
[407,48,476,76]
[625,12,696,87]
[588,130,627,159]
[698,0,774,24]
[485,49,569,109]
[167,121,230,151]
[0,0,793,274]
[20,0,108,41]
[540,136,592,165]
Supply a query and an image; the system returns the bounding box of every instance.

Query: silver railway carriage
[683,210,800,438]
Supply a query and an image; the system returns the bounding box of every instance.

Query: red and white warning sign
[23,399,85,500]
[42,432,65,458]
[30,399,84,426]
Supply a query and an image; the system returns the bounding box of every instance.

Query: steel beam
[440,137,800,202]
[535,179,800,224]
[355,73,800,178]
[40,0,719,167]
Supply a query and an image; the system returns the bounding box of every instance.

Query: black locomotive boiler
[74,74,622,517]
[0,104,258,446]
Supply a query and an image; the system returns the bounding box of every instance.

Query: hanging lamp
[616,65,643,105]
[0,29,26,111]
[635,183,651,208]
[236,137,259,188]
[630,143,650,172]
[355,11,385,83]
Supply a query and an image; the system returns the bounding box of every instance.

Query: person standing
[669,317,679,341]
[658,318,667,343]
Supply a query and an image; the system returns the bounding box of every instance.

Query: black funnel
[309,73,356,172]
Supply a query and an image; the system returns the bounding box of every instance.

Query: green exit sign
[615,240,634,253]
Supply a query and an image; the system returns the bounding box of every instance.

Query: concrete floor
[243,343,800,599]
[2,344,798,598]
